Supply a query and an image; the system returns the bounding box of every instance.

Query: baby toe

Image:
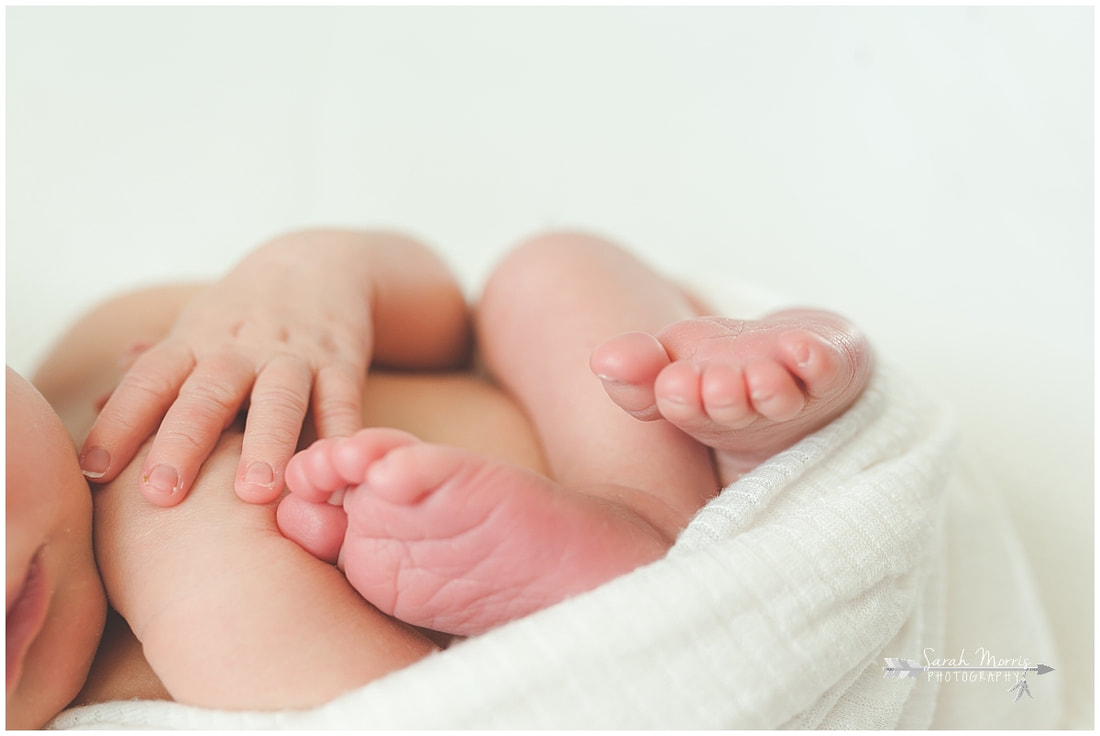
[361,444,445,506]
[591,332,670,421]
[653,360,709,429]
[699,363,756,428]
[331,428,420,484]
[591,331,669,383]
[777,329,846,398]
[275,493,348,564]
[743,358,806,421]
[285,438,343,503]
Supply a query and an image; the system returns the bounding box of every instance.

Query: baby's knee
[482,230,630,306]
[507,229,628,270]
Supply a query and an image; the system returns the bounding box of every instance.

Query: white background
[5,6,1092,725]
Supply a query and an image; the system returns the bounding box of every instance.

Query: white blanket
[55,357,1050,730]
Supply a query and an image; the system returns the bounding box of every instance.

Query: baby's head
[6,367,107,729]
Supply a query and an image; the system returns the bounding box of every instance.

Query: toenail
[80,447,111,479]
[244,461,275,487]
[144,464,180,496]
[791,342,811,367]
[780,333,813,368]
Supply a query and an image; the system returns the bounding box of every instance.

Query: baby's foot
[590,309,872,482]
[279,429,669,636]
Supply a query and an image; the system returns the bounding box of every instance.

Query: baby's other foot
[591,309,872,482]
[282,428,669,636]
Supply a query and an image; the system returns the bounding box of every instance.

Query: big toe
[331,428,421,483]
[590,331,671,420]
[276,493,348,564]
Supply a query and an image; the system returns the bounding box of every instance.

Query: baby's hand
[80,241,373,507]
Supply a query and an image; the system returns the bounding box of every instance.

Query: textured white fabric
[51,360,1002,730]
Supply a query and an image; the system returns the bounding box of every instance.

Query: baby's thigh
[93,431,266,616]
[94,431,434,709]
[360,371,549,475]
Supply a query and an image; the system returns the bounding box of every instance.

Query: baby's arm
[92,428,438,709]
[78,230,470,507]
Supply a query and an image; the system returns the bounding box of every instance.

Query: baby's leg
[285,233,719,635]
[475,233,719,526]
[94,431,437,710]
[286,233,873,636]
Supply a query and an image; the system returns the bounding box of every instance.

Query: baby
[9,232,474,726]
[82,229,871,637]
[8,229,870,726]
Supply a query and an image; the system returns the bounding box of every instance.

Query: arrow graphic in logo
[883,658,1054,702]
[882,658,1055,678]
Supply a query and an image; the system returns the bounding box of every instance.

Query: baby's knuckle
[118,368,177,401]
[317,390,358,414]
[321,358,366,388]
[96,404,142,434]
[268,351,312,377]
[257,383,310,418]
[172,398,235,431]
[188,380,242,413]
[156,427,206,452]
[315,398,360,435]
[247,424,300,450]
[314,327,367,362]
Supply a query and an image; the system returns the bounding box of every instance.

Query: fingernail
[80,447,111,479]
[144,464,180,496]
[244,461,274,487]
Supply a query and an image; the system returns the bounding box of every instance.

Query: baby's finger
[81,342,196,483]
[118,340,156,373]
[311,361,366,439]
[139,353,256,507]
[235,355,313,504]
